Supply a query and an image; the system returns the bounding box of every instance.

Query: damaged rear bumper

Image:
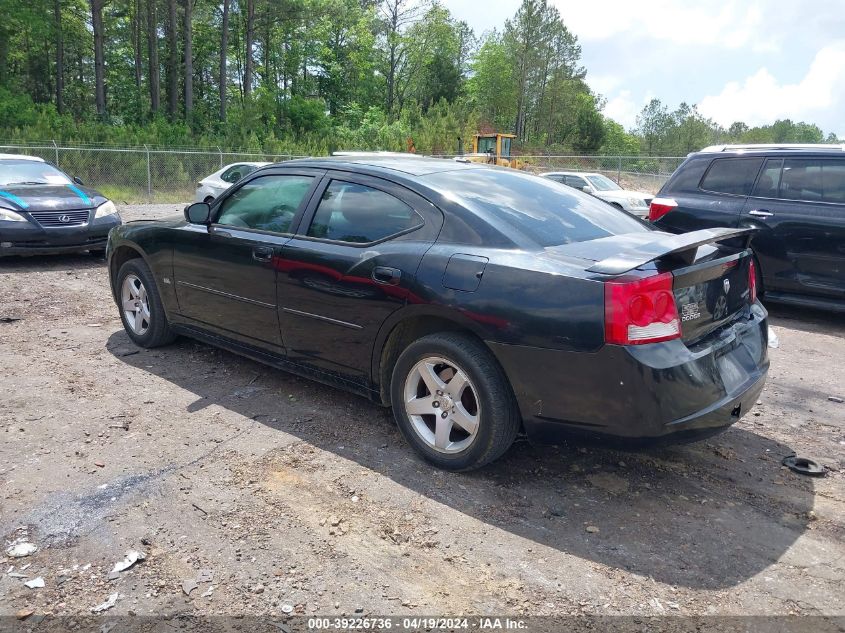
[489,303,769,445]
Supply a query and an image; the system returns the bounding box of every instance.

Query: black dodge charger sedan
[0,154,121,256]
[107,155,769,470]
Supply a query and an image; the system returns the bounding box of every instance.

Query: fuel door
[443,254,489,292]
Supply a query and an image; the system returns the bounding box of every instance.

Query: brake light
[649,197,678,222]
[605,272,681,345]
[748,259,757,303]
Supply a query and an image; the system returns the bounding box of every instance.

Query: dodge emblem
[58,214,71,223]
[723,278,730,294]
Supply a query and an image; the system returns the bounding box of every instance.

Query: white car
[540,171,653,218]
[195,162,270,202]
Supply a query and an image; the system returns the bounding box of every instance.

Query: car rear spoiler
[587,227,755,275]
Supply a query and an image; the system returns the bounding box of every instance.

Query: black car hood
[0,183,105,212]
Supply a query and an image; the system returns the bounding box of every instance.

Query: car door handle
[748,209,774,218]
[372,266,402,286]
[252,246,274,262]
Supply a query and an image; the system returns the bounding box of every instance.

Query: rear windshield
[423,168,648,247]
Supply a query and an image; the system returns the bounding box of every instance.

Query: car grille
[29,210,90,227]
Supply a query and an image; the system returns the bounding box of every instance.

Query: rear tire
[390,332,520,471]
[116,259,176,348]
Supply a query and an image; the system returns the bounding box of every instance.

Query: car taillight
[748,259,757,303]
[605,272,681,345]
[648,197,678,222]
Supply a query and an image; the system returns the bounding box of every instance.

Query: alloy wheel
[121,273,151,336]
[403,356,480,453]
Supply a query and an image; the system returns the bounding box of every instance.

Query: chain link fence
[0,141,685,202]
[0,141,307,203]
[434,154,686,194]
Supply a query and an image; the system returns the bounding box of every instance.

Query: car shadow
[766,300,845,337]
[0,253,105,272]
[107,331,814,591]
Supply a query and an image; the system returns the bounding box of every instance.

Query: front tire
[390,332,520,471]
[116,259,176,348]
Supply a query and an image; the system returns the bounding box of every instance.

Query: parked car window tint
[307,181,423,243]
[753,159,783,198]
[216,175,313,233]
[700,158,762,195]
[221,164,257,183]
[586,174,622,191]
[563,175,588,189]
[781,159,845,203]
[822,161,845,202]
[423,169,648,247]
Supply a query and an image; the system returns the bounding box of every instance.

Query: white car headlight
[627,197,647,208]
[0,208,27,222]
[95,200,118,218]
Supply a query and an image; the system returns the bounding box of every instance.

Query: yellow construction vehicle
[458,133,524,169]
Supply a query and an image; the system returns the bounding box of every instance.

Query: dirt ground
[0,204,843,623]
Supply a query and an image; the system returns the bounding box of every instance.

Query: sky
[441,0,845,137]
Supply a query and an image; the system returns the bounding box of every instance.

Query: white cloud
[551,0,775,51]
[602,90,639,128]
[698,42,845,133]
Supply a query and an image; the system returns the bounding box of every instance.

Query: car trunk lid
[547,227,756,343]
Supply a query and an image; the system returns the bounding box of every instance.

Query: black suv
[650,144,845,311]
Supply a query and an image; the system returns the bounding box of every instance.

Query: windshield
[424,168,648,248]
[586,174,621,191]
[0,161,72,187]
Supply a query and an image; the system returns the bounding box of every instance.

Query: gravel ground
[0,204,843,623]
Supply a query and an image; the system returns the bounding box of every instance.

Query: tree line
[0,0,840,156]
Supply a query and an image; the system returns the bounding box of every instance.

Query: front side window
[306,181,423,244]
[700,158,763,195]
[501,137,512,158]
[781,159,845,203]
[477,137,496,154]
[216,175,313,233]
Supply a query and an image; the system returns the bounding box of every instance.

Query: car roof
[0,153,46,162]
[281,154,483,177]
[223,161,269,167]
[697,143,845,155]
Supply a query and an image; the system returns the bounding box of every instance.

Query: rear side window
[781,159,845,203]
[306,181,423,244]
[753,159,782,198]
[221,164,261,183]
[423,169,648,247]
[564,175,588,189]
[700,158,763,195]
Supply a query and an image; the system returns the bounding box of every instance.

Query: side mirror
[73,176,84,186]
[581,185,592,193]
[185,202,211,224]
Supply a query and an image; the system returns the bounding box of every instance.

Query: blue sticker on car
[66,184,92,206]
[0,190,29,209]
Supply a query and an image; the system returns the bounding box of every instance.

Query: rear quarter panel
[413,244,606,352]
[655,155,747,233]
